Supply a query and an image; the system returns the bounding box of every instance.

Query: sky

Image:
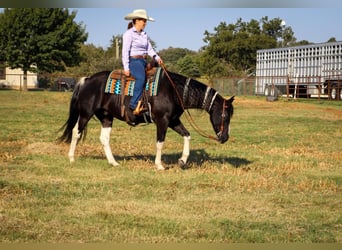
[72,8,342,52]
[2,0,342,8]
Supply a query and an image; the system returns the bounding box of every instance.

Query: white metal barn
[255,41,342,100]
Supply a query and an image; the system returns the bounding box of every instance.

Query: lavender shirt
[122,26,160,71]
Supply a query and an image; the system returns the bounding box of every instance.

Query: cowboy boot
[125,107,136,126]
[133,100,144,115]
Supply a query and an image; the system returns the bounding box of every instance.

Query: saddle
[108,66,159,96]
[105,66,162,123]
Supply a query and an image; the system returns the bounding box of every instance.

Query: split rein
[160,63,226,142]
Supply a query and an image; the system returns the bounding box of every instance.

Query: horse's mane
[167,70,208,90]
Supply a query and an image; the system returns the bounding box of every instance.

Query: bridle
[216,99,228,139]
[160,63,229,141]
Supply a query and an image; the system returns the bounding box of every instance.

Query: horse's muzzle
[217,132,229,144]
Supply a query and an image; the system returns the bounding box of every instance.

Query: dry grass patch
[0,91,341,242]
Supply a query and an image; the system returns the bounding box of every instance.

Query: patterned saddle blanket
[105,67,162,96]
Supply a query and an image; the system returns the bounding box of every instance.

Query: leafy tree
[327,37,337,43]
[292,40,312,46]
[197,51,231,78]
[200,16,296,77]
[158,47,195,72]
[280,27,295,47]
[177,54,201,77]
[0,8,87,90]
[62,44,109,77]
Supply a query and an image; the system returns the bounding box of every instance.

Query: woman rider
[122,9,163,122]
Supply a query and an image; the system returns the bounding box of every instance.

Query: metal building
[255,41,342,100]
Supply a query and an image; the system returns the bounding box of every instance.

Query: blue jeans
[129,58,147,110]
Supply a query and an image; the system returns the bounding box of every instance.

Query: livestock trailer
[255,41,342,100]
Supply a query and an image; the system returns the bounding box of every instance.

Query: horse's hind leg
[155,117,169,170]
[68,115,90,163]
[68,112,92,163]
[100,126,119,166]
[68,118,80,163]
[97,111,119,166]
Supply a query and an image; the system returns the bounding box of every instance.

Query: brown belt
[130,55,147,59]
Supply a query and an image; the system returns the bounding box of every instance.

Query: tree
[200,16,296,77]
[177,55,201,78]
[0,8,87,90]
[327,37,337,43]
[62,44,108,77]
[198,51,231,78]
[158,47,196,72]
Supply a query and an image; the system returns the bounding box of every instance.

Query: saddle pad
[105,67,162,96]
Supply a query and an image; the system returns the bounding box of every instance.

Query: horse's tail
[58,77,87,144]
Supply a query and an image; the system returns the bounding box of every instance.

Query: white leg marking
[155,141,165,170]
[179,136,191,166]
[68,120,80,163]
[100,127,119,166]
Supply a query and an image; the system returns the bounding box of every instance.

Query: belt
[130,55,147,59]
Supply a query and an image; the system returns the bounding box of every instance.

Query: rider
[122,9,163,122]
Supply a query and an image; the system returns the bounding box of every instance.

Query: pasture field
[0,90,341,243]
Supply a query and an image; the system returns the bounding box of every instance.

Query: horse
[58,67,234,170]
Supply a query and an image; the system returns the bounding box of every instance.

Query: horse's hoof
[69,157,75,163]
[178,159,186,167]
[111,161,120,167]
[156,164,165,171]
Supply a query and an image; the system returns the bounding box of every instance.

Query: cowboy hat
[124,9,155,22]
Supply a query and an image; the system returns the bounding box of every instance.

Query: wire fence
[210,76,256,97]
[2,73,342,101]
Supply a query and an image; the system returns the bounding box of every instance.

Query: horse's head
[209,96,234,143]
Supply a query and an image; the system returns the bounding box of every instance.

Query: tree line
[0,8,337,90]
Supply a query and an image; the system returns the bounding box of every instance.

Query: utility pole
[115,38,120,60]
[281,20,286,47]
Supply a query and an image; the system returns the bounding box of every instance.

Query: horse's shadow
[105,149,252,169]
[187,149,252,169]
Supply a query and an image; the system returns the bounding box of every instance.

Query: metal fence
[211,75,342,101]
[3,72,342,101]
[211,76,256,97]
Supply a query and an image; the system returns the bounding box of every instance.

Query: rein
[160,63,225,141]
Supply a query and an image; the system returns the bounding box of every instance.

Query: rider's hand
[157,58,163,65]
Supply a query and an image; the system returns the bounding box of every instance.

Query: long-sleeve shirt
[122,26,160,71]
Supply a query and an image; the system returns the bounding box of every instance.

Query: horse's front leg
[155,141,165,170]
[179,136,191,167]
[169,118,191,167]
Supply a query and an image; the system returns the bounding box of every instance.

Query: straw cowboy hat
[124,9,155,22]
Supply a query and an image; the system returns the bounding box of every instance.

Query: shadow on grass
[95,149,252,170]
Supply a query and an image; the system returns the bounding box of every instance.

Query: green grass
[0,90,341,243]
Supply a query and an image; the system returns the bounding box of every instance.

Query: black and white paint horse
[59,68,234,170]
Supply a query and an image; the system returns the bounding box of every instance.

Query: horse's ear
[227,96,235,104]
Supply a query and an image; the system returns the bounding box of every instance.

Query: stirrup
[133,100,146,115]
